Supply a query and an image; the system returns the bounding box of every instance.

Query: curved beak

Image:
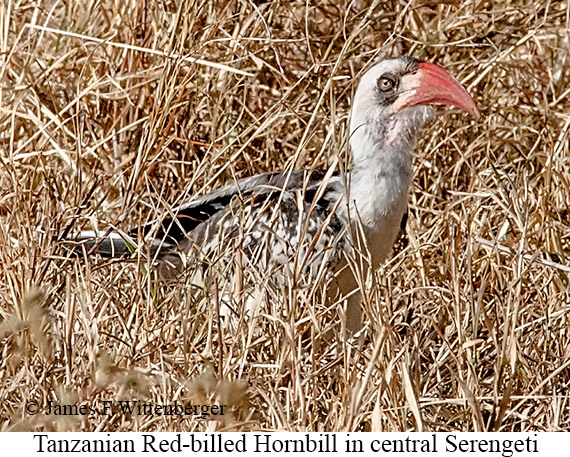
[391,62,480,119]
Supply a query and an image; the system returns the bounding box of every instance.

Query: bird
[72,56,479,332]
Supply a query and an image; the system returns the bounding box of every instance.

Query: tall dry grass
[1,0,569,431]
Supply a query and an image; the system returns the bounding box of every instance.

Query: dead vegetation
[1,0,570,431]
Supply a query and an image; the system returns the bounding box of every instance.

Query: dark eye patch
[376,72,399,106]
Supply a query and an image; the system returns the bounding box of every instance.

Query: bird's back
[159,169,350,281]
[76,168,352,284]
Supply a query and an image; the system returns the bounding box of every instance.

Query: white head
[349,56,479,162]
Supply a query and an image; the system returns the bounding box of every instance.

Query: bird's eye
[377,76,396,92]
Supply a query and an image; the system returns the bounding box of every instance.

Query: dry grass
[1,0,570,432]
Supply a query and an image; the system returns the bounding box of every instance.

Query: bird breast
[345,153,412,268]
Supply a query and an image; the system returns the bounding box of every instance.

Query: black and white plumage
[74,56,479,330]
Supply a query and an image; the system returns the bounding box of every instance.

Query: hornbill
[72,56,479,331]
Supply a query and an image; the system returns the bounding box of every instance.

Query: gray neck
[349,120,412,230]
[345,113,424,231]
